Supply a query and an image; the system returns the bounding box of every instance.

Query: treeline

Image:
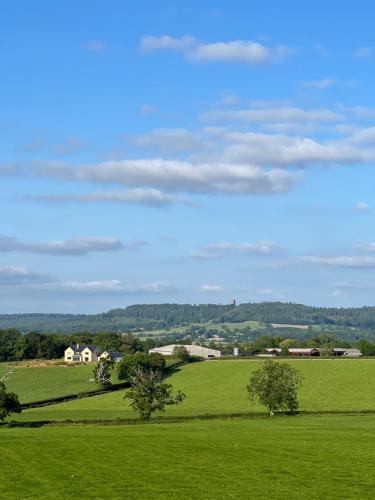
[220,302,375,327]
[5,302,375,334]
[0,313,165,334]
[0,330,157,362]
[105,304,234,325]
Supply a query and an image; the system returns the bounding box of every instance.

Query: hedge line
[21,358,187,409]
[5,409,375,428]
[20,382,130,409]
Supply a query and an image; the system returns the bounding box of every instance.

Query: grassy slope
[14,359,375,421]
[0,363,98,403]
[138,319,263,336]
[1,417,375,499]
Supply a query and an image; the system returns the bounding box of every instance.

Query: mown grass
[1,416,375,499]
[13,359,375,422]
[0,363,99,403]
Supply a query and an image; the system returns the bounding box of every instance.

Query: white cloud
[83,40,105,53]
[139,35,196,53]
[304,78,337,89]
[189,40,293,64]
[0,236,124,256]
[200,106,343,124]
[216,131,361,167]
[28,159,297,195]
[356,242,375,252]
[32,188,193,207]
[133,128,204,154]
[0,267,51,285]
[139,35,293,65]
[303,256,375,268]
[200,284,224,292]
[191,241,280,259]
[355,202,370,212]
[46,280,175,294]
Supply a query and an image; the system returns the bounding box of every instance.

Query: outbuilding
[149,344,221,359]
[333,348,362,358]
[288,348,320,357]
[99,350,123,362]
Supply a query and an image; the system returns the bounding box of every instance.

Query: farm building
[265,348,282,355]
[288,348,320,357]
[64,344,101,363]
[99,350,123,362]
[149,344,221,359]
[332,348,362,357]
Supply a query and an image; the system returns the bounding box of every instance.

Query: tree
[356,339,375,356]
[124,369,186,420]
[279,338,297,357]
[117,352,166,381]
[173,345,190,362]
[0,371,21,421]
[94,358,113,387]
[247,359,303,415]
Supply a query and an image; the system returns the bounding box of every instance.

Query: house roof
[67,344,100,355]
[105,350,122,358]
[288,348,319,353]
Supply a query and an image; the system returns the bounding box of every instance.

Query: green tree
[0,371,22,421]
[173,345,190,362]
[247,359,303,415]
[94,358,113,387]
[356,340,375,356]
[279,338,296,356]
[117,352,166,381]
[125,368,186,420]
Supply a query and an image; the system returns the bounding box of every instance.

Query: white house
[64,344,101,363]
[149,344,221,359]
[99,350,123,362]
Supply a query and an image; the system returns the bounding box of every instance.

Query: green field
[0,363,98,403]
[1,416,375,499]
[138,320,263,337]
[12,359,375,422]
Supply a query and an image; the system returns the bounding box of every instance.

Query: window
[85,357,89,361]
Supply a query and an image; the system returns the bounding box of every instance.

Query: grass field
[0,363,99,403]
[1,416,375,499]
[138,320,264,337]
[12,359,375,422]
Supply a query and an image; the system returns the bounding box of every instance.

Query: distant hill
[2,302,375,333]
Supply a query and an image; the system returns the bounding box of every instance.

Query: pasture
[12,359,375,422]
[1,416,375,499]
[0,363,98,403]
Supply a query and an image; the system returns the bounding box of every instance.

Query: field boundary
[5,409,375,428]
[20,382,130,409]
[20,359,186,409]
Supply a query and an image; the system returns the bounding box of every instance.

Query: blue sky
[2,0,375,312]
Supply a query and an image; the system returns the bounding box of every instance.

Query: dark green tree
[117,352,166,381]
[124,368,186,420]
[247,359,303,415]
[173,345,190,362]
[0,371,22,421]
